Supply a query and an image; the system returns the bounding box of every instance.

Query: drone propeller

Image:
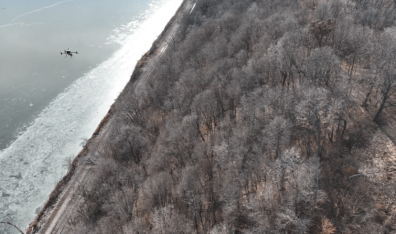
[60,49,78,57]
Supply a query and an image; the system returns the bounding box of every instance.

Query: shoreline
[26,0,189,233]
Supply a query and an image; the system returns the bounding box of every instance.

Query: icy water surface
[0,0,182,232]
[0,0,149,149]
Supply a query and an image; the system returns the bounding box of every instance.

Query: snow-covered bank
[0,0,182,231]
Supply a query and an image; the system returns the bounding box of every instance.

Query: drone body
[61,48,78,58]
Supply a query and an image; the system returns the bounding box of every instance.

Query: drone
[61,48,78,58]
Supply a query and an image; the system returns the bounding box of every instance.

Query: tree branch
[0,221,25,234]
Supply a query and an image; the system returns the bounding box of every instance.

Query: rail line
[31,1,195,233]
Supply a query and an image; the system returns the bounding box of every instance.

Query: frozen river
[0,0,182,232]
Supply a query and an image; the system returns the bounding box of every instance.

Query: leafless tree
[309,19,336,47]
[372,31,396,122]
[64,0,396,233]
[302,47,340,88]
[263,116,291,159]
[296,87,334,157]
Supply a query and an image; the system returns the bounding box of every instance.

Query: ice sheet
[0,0,182,231]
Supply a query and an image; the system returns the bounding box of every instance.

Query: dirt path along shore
[26,1,195,233]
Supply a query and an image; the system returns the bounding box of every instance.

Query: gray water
[0,0,182,232]
[0,0,148,150]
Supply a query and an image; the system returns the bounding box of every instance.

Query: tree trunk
[196,122,206,142]
[373,86,390,122]
[309,174,319,222]
[373,98,387,122]
[281,72,288,86]
[330,126,334,143]
[349,55,356,77]
[315,117,322,158]
[341,119,347,139]
[361,85,374,108]
[275,134,281,159]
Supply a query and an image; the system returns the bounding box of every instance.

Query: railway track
[31,1,195,233]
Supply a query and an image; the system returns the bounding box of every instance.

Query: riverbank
[26,0,190,233]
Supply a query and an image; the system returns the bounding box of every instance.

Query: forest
[43,0,396,233]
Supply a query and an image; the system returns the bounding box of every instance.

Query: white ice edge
[0,0,182,230]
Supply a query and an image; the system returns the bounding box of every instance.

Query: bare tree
[309,19,336,47]
[302,47,340,88]
[263,116,291,159]
[267,33,304,87]
[333,20,372,76]
[296,87,334,157]
[61,0,396,233]
[372,32,396,122]
[275,148,322,233]
[191,90,222,132]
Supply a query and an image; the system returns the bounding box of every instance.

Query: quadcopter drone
[61,48,78,58]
